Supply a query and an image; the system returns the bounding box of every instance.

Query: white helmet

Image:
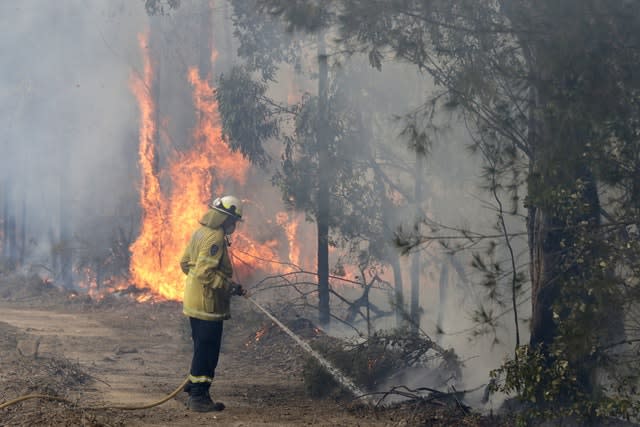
[210,195,243,220]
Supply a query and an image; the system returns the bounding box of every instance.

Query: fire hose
[0,377,189,411]
[243,295,367,399]
[0,295,367,411]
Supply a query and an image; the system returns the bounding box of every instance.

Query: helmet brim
[210,205,242,221]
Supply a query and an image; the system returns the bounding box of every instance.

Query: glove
[230,282,246,296]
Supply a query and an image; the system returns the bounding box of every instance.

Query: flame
[127,27,376,303]
[128,33,310,301]
[129,36,250,300]
[255,327,268,342]
[129,32,180,300]
[74,266,130,301]
[246,325,269,347]
[276,211,301,267]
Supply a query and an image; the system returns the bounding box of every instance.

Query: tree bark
[316,31,330,325]
[59,155,73,289]
[8,212,17,267]
[437,258,449,339]
[525,36,604,395]
[2,180,10,265]
[390,251,405,328]
[410,153,425,331]
[19,197,26,266]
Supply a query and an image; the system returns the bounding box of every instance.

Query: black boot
[187,383,225,412]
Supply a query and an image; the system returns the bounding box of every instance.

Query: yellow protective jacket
[180,209,234,321]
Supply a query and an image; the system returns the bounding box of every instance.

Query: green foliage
[259,0,331,33]
[491,345,640,423]
[491,346,578,406]
[230,0,303,81]
[216,66,280,167]
[273,85,379,227]
[143,0,180,15]
[256,2,640,419]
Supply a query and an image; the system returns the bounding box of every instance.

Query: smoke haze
[0,1,528,406]
[0,1,146,267]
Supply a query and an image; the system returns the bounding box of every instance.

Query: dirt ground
[0,274,506,427]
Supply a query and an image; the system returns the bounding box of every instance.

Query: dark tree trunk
[2,181,7,259]
[390,251,405,328]
[48,228,58,274]
[19,197,26,266]
[526,39,604,396]
[437,258,449,338]
[2,180,11,266]
[410,153,425,331]
[8,213,17,267]
[147,17,165,270]
[59,161,73,289]
[316,32,330,325]
[529,167,601,395]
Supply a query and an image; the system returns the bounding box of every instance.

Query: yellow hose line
[0,394,70,409]
[0,377,189,411]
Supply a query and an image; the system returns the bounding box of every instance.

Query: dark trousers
[188,317,224,395]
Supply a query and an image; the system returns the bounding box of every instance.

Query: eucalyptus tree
[259,0,640,418]
[217,1,384,326]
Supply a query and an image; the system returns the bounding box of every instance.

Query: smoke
[0,1,147,272]
[0,1,527,406]
[262,48,528,404]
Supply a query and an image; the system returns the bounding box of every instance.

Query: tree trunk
[526,41,604,396]
[19,197,26,266]
[390,251,405,328]
[410,153,425,331]
[529,167,601,395]
[316,32,330,326]
[437,258,449,338]
[2,180,10,265]
[148,18,164,270]
[59,158,73,289]
[48,228,59,276]
[8,212,17,268]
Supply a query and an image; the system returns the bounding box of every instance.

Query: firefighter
[179,195,246,412]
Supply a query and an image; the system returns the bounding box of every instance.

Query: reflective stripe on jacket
[180,209,233,321]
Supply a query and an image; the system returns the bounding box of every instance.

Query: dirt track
[0,275,508,426]
[0,275,402,426]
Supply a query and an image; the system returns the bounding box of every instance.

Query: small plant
[490,344,640,424]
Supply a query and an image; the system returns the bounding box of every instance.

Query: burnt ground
[0,274,509,427]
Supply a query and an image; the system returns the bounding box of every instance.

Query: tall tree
[221,2,443,328]
[263,0,640,416]
[218,1,340,325]
[315,31,331,324]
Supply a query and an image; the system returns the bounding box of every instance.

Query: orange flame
[128,34,312,301]
[128,32,180,300]
[255,327,268,342]
[276,212,301,267]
